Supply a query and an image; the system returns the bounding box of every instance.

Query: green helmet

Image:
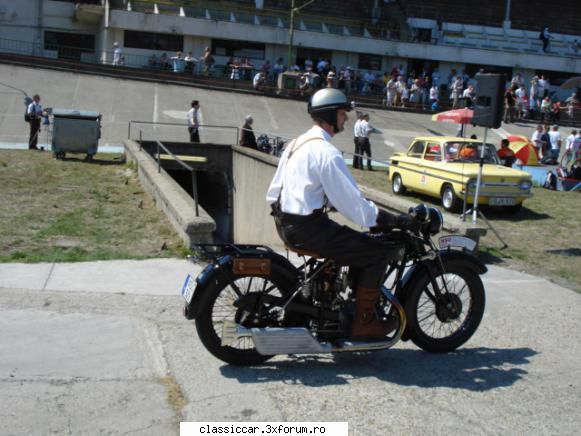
[308,89,353,133]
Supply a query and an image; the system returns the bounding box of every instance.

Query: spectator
[540,96,552,122]
[184,51,197,72]
[261,60,271,79]
[540,124,551,159]
[253,71,266,91]
[230,61,241,83]
[565,129,577,155]
[352,111,363,169]
[529,76,539,117]
[326,71,336,88]
[385,76,396,107]
[548,124,562,161]
[537,75,549,98]
[515,84,527,120]
[171,51,185,73]
[429,83,439,110]
[531,125,544,156]
[450,75,463,108]
[240,58,254,80]
[160,53,169,69]
[273,57,285,78]
[566,92,579,119]
[497,138,516,167]
[540,27,552,53]
[511,72,524,89]
[202,47,213,76]
[26,94,43,150]
[358,113,378,171]
[239,115,257,150]
[112,42,123,66]
[462,85,475,108]
[504,86,516,123]
[186,100,200,143]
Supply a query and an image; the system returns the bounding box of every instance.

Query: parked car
[388,136,533,212]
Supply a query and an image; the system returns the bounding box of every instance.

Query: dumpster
[51,109,102,160]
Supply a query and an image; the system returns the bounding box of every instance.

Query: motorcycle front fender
[400,248,487,291]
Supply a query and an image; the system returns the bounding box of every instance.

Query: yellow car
[388,136,533,212]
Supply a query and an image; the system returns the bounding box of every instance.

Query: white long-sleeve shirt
[266,125,379,227]
[186,108,199,128]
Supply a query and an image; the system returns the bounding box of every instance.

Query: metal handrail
[155,139,200,217]
[128,120,239,144]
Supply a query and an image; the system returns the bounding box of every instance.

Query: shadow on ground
[220,346,537,391]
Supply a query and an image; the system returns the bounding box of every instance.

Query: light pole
[287,0,316,68]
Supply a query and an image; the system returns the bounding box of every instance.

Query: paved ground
[0,258,580,435]
[1,64,580,435]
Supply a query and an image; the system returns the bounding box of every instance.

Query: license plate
[181,274,195,304]
[439,235,477,252]
[489,197,516,206]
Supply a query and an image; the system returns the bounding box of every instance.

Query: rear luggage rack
[193,243,274,262]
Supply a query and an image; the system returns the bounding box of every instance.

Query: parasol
[506,135,540,166]
[431,108,474,124]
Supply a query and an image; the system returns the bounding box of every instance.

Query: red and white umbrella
[431,108,474,124]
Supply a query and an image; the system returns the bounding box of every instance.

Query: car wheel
[441,185,460,212]
[392,174,406,195]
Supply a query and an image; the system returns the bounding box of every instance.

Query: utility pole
[287,0,316,68]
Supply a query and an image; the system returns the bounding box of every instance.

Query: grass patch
[0,150,185,263]
[351,167,581,292]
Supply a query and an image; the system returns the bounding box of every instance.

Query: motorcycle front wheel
[405,259,485,353]
[195,265,297,366]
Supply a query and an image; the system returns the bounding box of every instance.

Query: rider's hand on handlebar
[372,209,421,233]
[395,214,422,233]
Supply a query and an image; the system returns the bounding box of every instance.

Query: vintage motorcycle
[181,205,486,366]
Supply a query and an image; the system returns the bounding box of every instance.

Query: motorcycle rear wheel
[195,265,296,366]
[405,260,485,353]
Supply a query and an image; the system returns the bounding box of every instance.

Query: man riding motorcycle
[266,88,419,339]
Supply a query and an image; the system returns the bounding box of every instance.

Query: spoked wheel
[195,266,297,366]
[405,260,485,353]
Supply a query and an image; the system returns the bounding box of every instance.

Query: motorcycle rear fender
[396,249,486,340]
[183,249,298,320]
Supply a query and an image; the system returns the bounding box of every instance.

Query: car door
[415,141,444,196]
[401,140,426,190]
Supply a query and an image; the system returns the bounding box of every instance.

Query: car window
[425,142,442,162]
[407,141,425,157]
[447,142,500,164]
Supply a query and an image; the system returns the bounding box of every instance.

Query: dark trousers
[188,127,200,143]
[360,137,373,169]
[353,137,362,169]
[274,212,403,289]
[29,118,40,150]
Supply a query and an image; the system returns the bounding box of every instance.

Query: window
[358,54,382,71]
[124,30,183,52]
[425,143,442,161]
[408,141,425,157]
[44,31,95,60]
[211,39,265,60]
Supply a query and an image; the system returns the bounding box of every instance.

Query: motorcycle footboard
[221,322,329,355]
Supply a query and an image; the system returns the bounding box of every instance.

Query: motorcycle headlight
[427,207,444,235]
[519,180,532,190]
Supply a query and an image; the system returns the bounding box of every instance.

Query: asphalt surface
[1,64,580,435]
[0,259,580,435]
[0,63,543,161]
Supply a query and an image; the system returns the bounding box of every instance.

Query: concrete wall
[231,145,281,246]
[123,139,215,247]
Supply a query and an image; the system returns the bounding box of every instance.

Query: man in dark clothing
[239,115,257,149]
[27,94,43,150]
[504,87,516,124]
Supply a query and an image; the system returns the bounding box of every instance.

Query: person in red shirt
[497,138,516,167]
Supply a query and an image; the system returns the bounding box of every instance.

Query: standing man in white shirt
[266,89,419,339]
[26,94,43,150]
[358,113,378,171]
[352,111,363,169]
[548,124,562,161]
[112,42,123,66]
[186,100,200,143]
